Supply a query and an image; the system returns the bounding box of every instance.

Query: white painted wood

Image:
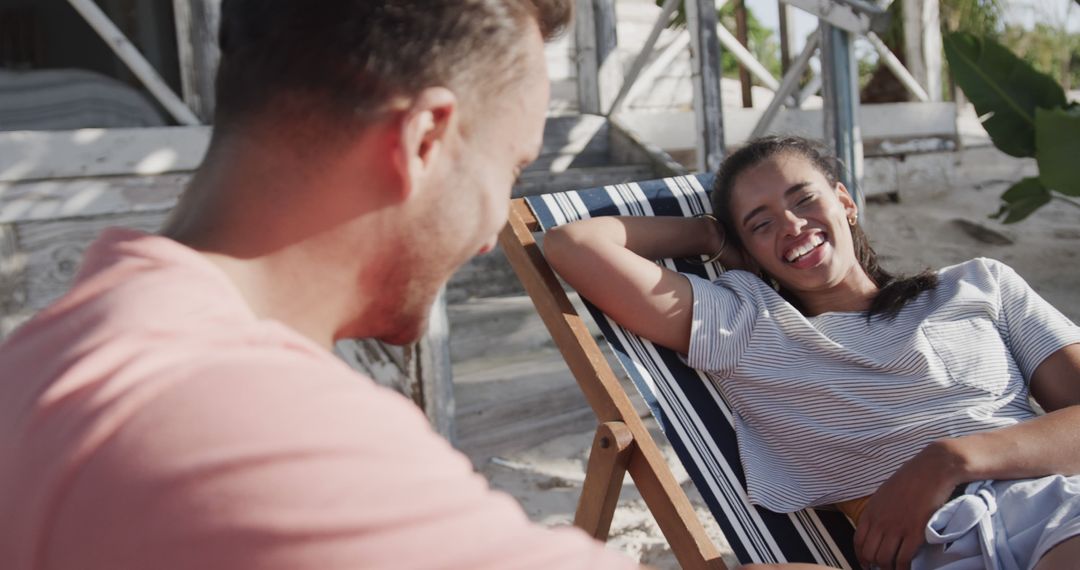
[173,0,222,122]
[716,16,781,92]
[867,31,930,102]
[0,174,187,224]
[751,32,819,139]
[16,210,170,311]
[821,22,864,207]
[902,0,942,102]
[685,0,726,172]
[574,0,601,114]
[784,0,887,35]
[65,0,200,126]
[621,30,690,113]
[607,0,680,115]
[0,223,27,337]
[0,127,210,183]
[620,102,958,154]
[0,116,602,184]
[416,289,455,441]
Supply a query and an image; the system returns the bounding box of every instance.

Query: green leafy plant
[944,31,1080,223]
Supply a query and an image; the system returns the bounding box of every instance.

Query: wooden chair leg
[574,421,635,541]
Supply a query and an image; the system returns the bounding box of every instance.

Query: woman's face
[728,152,867,302]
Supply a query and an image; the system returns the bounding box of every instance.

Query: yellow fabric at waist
[833,495,871,526]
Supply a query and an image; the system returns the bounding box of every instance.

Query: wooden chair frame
[498,198,728,570]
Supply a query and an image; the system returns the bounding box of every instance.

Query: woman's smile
[783,231,828,267]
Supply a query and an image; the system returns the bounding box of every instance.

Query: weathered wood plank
[173,0,222,122]
[15,210,170,311]
[0,223,29,337]
[618,102,957,158]
[685,0,725,172]
[0,173,189,224]
[574,0,601,114]
[903,0,942,102]
[0,116,606,184]
[333,294,454,441]
[0,127,210,182]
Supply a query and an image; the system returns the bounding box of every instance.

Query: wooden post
[0,224,27,338]
[173,0,221,122]
[820,22,864,211]
[334,289,456,443]
[735,0,753,108]
[607,0,680,115]
[902,0,942,102]
[65,0,200,125]
[778,0,794,75]
[685,0,726,173]
[575,422,635,540]
[575,0,621,115]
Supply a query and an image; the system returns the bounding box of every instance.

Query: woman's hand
[853,441,964,570]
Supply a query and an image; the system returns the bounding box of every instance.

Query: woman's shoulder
[936,257,1012,281]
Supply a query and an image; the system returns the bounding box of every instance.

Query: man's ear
[392,87,458,201]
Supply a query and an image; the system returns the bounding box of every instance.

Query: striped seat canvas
[525,173,859,567]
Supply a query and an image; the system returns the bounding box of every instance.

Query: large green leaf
[993,177,1051,223]
[1036,105,1080,197]
[944,32,1067,157]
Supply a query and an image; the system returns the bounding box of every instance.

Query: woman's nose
[780,210,807,236]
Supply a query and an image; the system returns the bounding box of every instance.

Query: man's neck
[161,144,372,350]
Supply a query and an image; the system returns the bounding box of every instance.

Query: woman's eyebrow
[740,182,811,226]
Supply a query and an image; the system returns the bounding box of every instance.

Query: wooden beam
[607,0,680,116]
[735,0,753,108]
[499,200,726,569]
[415,289,456,442]
[65,0,200,125]
[574,421,634,540]
[575,0,621,115]
[685,0,726,173]
[902,0,942,102]
[778,0,795,75]
[0,127,210,183]
[173,0,221,122]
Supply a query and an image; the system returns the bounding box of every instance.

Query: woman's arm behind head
[543,215,723,355]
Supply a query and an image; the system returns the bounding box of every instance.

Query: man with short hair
[0,2,639,568]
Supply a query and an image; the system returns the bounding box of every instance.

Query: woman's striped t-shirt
[684,257,1080,513]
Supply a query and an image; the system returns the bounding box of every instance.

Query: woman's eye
[751,220,770,233]
[796,194,814,206]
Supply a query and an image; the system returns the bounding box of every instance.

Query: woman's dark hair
[711,136,937,319]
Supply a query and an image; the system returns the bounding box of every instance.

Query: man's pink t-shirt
[0,229,636,570]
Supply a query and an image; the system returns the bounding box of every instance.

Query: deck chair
[498,173,860,569]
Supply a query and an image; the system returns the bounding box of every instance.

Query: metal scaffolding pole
[685,0,725,173]
[820,22,864,212]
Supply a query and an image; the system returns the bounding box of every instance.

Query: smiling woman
[544,135,1080,570]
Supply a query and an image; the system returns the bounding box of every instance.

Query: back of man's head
[214,0,572,136]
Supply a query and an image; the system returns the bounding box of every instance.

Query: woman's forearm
[938,405,1080,485]
[545,215,726,263]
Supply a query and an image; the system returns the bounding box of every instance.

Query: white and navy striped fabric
[683,258,1080,512]
[526,175,860,567]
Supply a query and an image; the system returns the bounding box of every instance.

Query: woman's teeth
[784,234,825,262]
